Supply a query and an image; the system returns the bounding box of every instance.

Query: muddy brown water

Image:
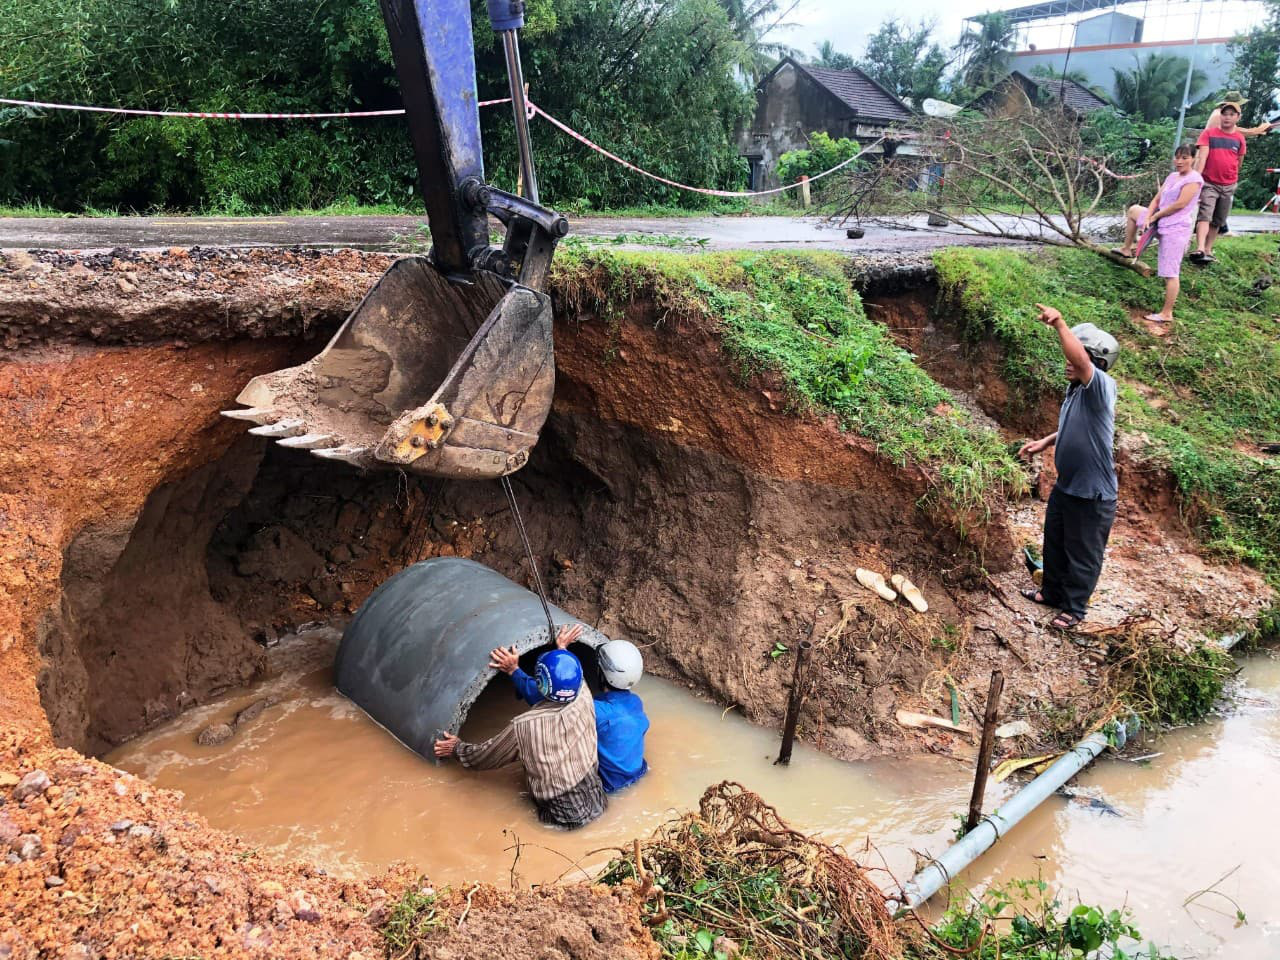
[108,635,1280,958]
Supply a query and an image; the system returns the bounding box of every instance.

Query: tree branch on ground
[837,103,1164,277]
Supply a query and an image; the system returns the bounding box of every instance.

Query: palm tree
[955,12,1018,93]
[813,40,856,71]
[717,0,798,83]
[1111,53,1206,121]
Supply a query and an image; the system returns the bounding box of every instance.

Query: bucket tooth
[221,407,277,423]
[277,432,338,450]
[312,444,371,465]
[248,418,306,438]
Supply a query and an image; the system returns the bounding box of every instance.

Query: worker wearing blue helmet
[490,623,650,794]
[434,624,606,828]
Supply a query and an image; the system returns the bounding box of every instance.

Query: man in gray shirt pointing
[1018,304,1120,630]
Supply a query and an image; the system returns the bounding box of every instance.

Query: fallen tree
[838,102,1162,277]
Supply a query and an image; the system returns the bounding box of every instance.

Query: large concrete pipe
[335,557,609,761]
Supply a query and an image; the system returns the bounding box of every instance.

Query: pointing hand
[1035,303,1063,328]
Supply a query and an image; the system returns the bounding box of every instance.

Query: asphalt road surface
[0,213,1276,253]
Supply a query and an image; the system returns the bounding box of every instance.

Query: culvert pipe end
[334,557,609,762]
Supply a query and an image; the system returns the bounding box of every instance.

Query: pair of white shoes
[856,568,929,613]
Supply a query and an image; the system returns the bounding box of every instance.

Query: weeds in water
[1108,628,1235,727]
[911,878,1178,959]
[380,884,446,955]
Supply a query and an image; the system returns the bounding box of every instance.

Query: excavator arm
[224,0,567,479]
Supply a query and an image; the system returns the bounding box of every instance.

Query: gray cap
[1071,322,1119,371]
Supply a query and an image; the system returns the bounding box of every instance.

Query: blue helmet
[535,650,582,703]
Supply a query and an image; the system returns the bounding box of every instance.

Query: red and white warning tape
[1,93,879,198]
[0,96,510,119]
[529,102,881,197]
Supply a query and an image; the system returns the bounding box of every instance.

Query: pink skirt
[1135,209,1192,279]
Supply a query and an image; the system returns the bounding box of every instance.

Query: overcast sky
[774,0,1264,65]
[780,0,971,61]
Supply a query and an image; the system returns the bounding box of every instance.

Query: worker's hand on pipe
[433,733,459,759]
[488,645,520,675]
[555,623,584,650]
[1035,303,1063,328]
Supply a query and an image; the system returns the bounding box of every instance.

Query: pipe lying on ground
[888,628,1248,913]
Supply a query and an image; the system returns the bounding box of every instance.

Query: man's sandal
[1109,248,1133,259]
[1021,588,1052,606]
[1050,611,1083,630]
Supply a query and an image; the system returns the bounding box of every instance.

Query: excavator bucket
[226,256,554,479]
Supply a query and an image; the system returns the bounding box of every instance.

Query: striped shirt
[456,684,606,828]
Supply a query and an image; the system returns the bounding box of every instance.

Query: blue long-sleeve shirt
[511,668,649,793]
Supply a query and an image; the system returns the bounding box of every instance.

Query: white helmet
[597,640,643,690]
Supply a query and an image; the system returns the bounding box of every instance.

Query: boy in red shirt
[1190,93,1258,264]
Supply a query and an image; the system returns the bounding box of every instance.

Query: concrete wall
[1074,12,1142,46]
[1013,40,1236,105]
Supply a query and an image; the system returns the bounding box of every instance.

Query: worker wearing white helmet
[490,627,650,793]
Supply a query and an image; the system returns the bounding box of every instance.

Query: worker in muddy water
[433,634,606,829]
[491,624,650,793]
[1017,305,1120,631]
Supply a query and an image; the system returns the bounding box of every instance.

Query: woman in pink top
[1113,144,1204,325]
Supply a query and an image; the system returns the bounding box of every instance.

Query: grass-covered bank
[934,237,1280,579]
[552,247,1027,531]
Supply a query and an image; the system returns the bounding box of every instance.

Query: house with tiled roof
[739,57,918,190]
[973,71,1110,119]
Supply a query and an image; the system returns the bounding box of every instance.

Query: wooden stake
[799,175,811,208]
[775,639,813,765]
[965,669,1005,834]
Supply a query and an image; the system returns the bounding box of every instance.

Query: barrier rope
[0,93,883,199]
[529,102,883,198]
[0,96,510,119]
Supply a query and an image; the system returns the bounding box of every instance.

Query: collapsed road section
[1,242,1275,957]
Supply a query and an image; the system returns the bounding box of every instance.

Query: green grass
[934,236,1280,577]
[553,247,1026,529]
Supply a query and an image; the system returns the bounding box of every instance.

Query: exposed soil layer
[1,247,1273,958]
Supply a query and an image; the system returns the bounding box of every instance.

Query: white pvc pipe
[888,628,1247,912]
[889,727,1117,912]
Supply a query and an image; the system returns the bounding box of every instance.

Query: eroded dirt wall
[2,250,1017,763]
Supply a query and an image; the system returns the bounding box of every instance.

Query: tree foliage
[775,131,860,185]
[812,41,856,72]
[857,18,949,106]
[954,12,1017,96]
[1110,53,1207,122]
[0,0,755,212]
[1228,0,1280,207]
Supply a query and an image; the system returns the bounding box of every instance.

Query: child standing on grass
[1114,144,1203,326]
